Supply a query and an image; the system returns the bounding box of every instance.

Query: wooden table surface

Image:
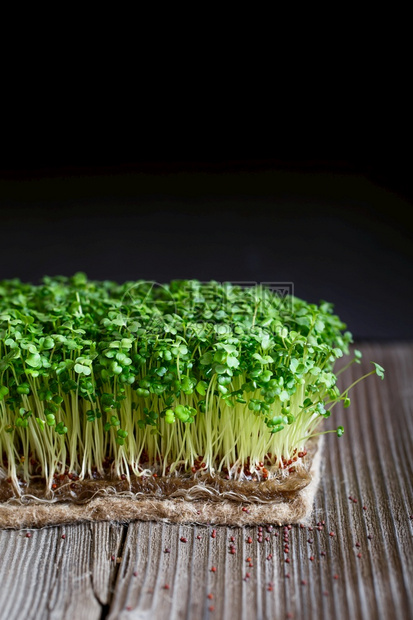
[0,342,412,620]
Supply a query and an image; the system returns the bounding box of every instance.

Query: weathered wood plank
[0,526,60,620]
[0,343,412,620]
[0,522,125,620]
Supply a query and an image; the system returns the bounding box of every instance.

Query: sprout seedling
[0,275,384,492]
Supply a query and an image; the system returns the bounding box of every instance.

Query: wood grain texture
[0,343,412,620]
[0,522,125,620]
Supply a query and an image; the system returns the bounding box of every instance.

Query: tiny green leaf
[74,363,91,376]
[372,362,385,379]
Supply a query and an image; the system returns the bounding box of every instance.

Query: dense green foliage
[0,274,384,490]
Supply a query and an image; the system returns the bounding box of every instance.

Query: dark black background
[0,158,412,340]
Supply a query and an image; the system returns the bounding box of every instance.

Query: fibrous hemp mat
[0,437,321,530]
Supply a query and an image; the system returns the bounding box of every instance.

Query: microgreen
[0,274,384,492]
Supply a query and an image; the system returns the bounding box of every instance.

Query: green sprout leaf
[372,362,385,379]
[55,422,68,435]
[36,417,45,431]
[26,352,42,368]
[74,363,92,376]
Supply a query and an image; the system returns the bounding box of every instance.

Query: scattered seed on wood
[207,594,213,599]
[357,553,362,558]
[301,580,307,585]
[164,584,170,590]
[247,537,253,544]
[285,573,290,579]
[310,556,314,561]
[133,571,138,577]
[355,542,361,548]
[210,566,216,572]
[285,558,290,564]
[25,533,31,538]
[333,574,339,580]
[164,548,171,553]
[329,532,335,537]
[308,539,313,544]
[61,534,66,539]
[180,537,187,543]
[196,535,202,540]
[367,534,373,540]
[211,529,216,539]
[208,606,215,612]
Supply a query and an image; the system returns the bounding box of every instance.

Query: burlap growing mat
[0,438,322,529]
